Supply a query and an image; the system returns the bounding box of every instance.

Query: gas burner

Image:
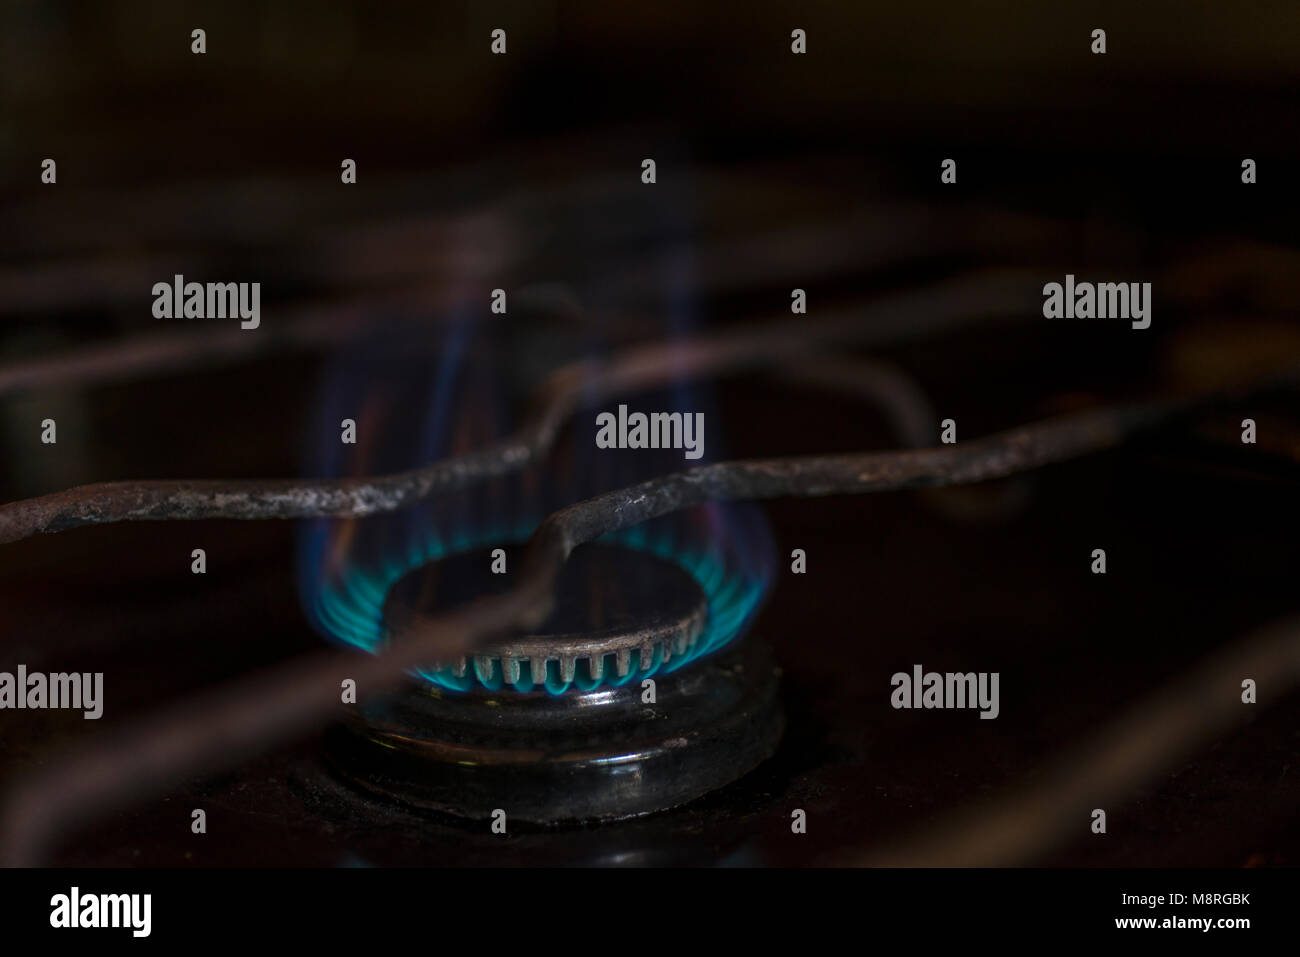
[325,543,782,822]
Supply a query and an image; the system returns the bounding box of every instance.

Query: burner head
[324,541,783,823]
[383,542,712,693]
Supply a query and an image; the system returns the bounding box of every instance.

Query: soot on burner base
[324,542,783,824]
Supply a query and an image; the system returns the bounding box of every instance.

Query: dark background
[0,1,1298,865]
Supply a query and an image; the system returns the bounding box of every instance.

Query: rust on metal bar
[0,272,1037,545]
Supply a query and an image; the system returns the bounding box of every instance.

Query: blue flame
[296,321,774,694]
[301,501,772,695]
[297,167,773,693]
